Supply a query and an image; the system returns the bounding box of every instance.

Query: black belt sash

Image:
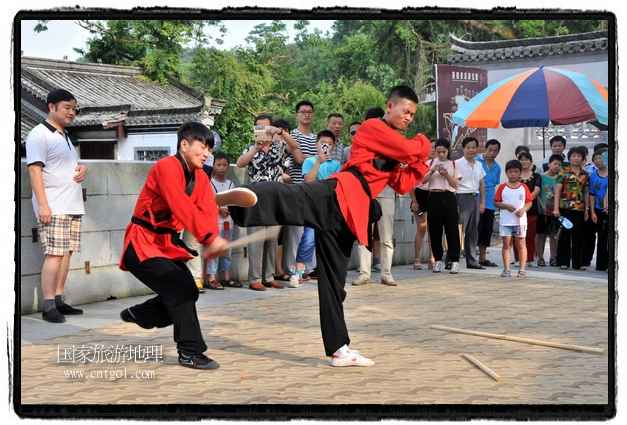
[346,168,383,252]
[130,216,199,257]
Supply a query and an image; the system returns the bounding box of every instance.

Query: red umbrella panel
[452,66,608,129]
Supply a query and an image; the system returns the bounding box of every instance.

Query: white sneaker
[330,349,375,367]
[352,275,371,286]
[433,261,442,273]
[450,262,459,274]
[288,274,302,288]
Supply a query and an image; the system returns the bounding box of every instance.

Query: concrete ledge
[19,160,432,314]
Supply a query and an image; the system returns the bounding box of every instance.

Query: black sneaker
[178,352,220,370]
[120,308,154,329]
[42,308,66,323]
[57,303,83,315]
[445,264,452,270]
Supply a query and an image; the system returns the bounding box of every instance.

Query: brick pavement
[19,273,610,408]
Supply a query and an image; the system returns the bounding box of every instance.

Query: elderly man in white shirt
[445,137,487,270]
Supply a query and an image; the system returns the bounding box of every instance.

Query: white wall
[116,133,177,161]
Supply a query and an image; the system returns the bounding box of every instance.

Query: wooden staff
[218,226,280,253]
[461,353,502,382]
[430,324,606,355]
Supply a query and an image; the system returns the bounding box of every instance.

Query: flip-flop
[222,278,243,288]
[273,274,291,282]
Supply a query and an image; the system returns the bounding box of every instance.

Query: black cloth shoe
[178,352,220,370]
[479,260,498,267]
[120,308,155,329]
[444,264,452,270]
[56,303,83,315]
[467,263,486,269]
[42,308,66,323]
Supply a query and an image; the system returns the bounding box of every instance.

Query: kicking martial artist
[118,121,254,370]
[219,85,431,367]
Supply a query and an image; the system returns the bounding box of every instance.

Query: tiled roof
[20,56,226,132]
[447,31,608,64]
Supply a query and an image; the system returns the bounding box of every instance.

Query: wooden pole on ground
[430,324,606,355]
[461,353,502,382]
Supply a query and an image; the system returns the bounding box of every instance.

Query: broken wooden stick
[430,325,606,355]
[461,353,502,382]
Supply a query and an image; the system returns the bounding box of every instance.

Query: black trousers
[477,208,496,248]
[123,242,207,356]
[581,212,597,266]
[594,208,609,271]
[556,209,586,269]
[427,191,460,262]
[229,180,356,357]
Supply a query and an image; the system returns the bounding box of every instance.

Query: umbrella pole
[542,127,546,158]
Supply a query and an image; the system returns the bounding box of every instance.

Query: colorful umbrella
[452,66,608,129]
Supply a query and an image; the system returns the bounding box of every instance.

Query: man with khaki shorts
[26,89,87,323]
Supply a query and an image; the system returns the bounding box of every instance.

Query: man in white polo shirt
[26,89,87,323]
[445,137,486,270]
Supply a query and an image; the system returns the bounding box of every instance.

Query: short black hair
[461,137,478,148]
[578,145,589,160]
[365,107,385,120]
[434,138,452,160]
[47,89,76,107]
[592,149,606,161]
[550,135,567,148]
[327,113,344,122]
[567,146,586,160]
[485,139,501,152]
[348,121,361,128]
[505,159,522,172]
[272,119,291,132]
[515,145,530,155]
[254,114,273,125]
[213,151,230,163]
[317,129,336,142]
[593,143,609,152]
[295,100,314,113]
[387,85,419,104]
[517,151,533,162]
[548,154,564,164]
[177,121,214,151]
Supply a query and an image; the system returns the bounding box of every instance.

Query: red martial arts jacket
[119,155,219,270]
[332,118,431,246]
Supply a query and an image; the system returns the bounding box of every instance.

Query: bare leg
[501,238,511,270]
[516,237,527,271]
[479,245,488,263]
[41,255,64,300]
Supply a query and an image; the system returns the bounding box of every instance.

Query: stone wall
[19,161,425,314]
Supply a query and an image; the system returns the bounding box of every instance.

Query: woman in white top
[409,139,436,270]
[421,138,463,273]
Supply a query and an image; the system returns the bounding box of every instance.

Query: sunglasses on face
[350,129,357,136]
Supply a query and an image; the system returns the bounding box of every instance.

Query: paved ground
[17,244,613,418]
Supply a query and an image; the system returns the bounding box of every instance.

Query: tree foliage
[34,18,606,156]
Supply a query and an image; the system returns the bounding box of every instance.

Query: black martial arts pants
[123,242,207,356]
[229,179,357,357]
